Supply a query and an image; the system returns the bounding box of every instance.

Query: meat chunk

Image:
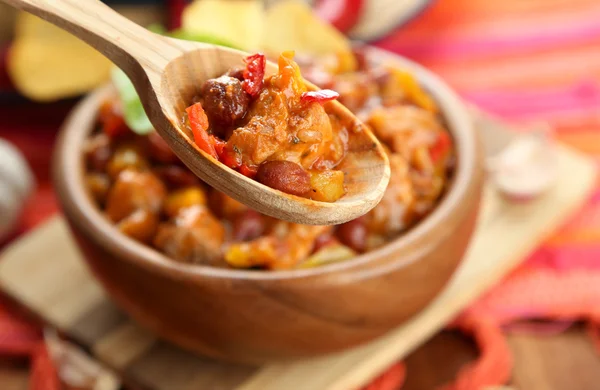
[201,76,250,131]
[367,105,442,158]
[154,205,225,265]
[105,170,166,223]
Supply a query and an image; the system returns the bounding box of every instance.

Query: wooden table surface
[2,327,599,389]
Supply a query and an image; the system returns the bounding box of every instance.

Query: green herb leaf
[111,67,154,135]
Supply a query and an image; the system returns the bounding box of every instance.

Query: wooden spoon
[4,0,390,225]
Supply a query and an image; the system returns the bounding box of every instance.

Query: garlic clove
[487,130,558,201]
[0,139,35,241]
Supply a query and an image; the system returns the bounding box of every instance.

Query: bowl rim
[53,48,479,282]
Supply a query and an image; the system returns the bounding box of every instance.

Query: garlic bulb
[487,130,558,201]
[0,139,35,240]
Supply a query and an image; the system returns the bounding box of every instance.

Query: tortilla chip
[262,1,353,59]
[182,0,264,51]
[8,13,111,102]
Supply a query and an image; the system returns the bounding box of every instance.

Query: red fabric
[363,363,407,390]
[440,317,512,390]
[29,344,60,390]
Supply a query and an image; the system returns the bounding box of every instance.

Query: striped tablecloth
[372,0,600,388]
[1,0,600,388]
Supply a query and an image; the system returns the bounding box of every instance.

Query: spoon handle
[2,0,176,76]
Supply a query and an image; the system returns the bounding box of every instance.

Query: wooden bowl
[52,49,484,364]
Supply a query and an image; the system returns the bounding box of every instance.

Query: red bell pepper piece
[242,53,266,98]
[239,163,258,178]
[314,0,364,33]
[220,145,242,169]
[301,89,340,104]
[186,102,218,159]
[213,137,227,158]
[429,131,452,163]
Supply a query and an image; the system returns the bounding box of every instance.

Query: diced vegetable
[186,103,217,158]
[429,131,452,164]
[298,243,356,268]
[213,137,227,157]
[386,68,438,113]
[163,187,207,218]
[220,145,242,170]
[309,170,345,202]
[242,53,266,98]
[225,239,277,268]
[301,89,340,104]
[239,163,258,178]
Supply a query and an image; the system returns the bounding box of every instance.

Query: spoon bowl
[155,44,391,224]
[4,0,390,225]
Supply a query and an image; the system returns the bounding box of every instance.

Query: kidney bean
[201,76,250,130]
[146,132,178,163]
[232,209,265,241]
[313,233,338,253]
[336,218,367,253]
[256,161,311,196]
[154,165,200,189]
[84,133,112,172]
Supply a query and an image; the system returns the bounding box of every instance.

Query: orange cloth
[369,0,600,388]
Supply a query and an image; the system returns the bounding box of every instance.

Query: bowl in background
[53,50,484,364]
